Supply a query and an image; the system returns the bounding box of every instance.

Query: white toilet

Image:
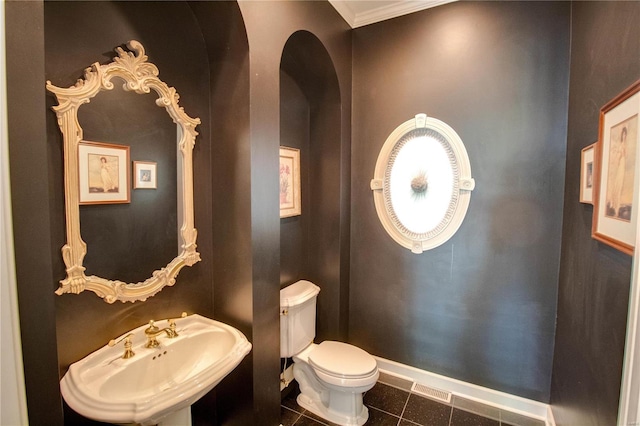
[280,280,379,426]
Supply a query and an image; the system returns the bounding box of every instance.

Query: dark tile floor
[280,373,546,426]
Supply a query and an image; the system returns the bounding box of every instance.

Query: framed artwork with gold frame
[592,80,640,255]
[279,146,301,218]
[78,140,130,205]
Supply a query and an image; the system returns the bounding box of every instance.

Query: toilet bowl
[280,280,379,425]
[293,341,379,425]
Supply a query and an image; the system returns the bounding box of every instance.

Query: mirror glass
[46,41,200,303]
[78,86,178,284]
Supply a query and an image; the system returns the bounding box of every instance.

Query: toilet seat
[308,341,378,388]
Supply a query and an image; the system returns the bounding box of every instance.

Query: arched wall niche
[42,1,250,425]
[279,30,344,343]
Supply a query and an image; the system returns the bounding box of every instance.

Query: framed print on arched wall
[280,146,301,218]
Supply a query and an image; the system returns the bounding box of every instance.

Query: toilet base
[293,361,374,426]
[296,391,370,426]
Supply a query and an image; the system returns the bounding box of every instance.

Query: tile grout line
[281,405,303,426]
[396,391,412,426]
[367,404,402,421]
[284,380,533,426]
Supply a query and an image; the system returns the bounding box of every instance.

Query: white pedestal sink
[60,314,251,425]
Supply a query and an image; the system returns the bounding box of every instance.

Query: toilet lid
[308,341,377,379]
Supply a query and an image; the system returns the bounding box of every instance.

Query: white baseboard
[547,404,557,426]
[375,356,555,426]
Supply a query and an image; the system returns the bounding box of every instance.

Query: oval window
[370,114,475,253]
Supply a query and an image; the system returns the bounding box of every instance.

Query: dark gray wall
[8,1,350,425]
[280,71,311,287]
[237,3,351,423]
[189,2,253,424]
[45,2,213,372]
[45,0,213,372]
[76,87,178,284]
[13,1,217,424]
[350,1,570,402]
[280,31,345,343]
[551,2,640,425]
[6,2,62,425]
[19,1,638,424]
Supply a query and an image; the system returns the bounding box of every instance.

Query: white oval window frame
[370,114,475,253]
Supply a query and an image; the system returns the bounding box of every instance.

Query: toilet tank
[280,280,321,358]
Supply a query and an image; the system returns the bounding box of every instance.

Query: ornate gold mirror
[46,41,200,303]
[371,114,475,253]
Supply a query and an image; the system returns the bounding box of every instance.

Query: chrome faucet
[144,313,187,348]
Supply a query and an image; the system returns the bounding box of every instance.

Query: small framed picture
[592,79,640,255]
[279,146,301,218]
[580,143,596,204]
[133,161,157,189]
[78,141,130,204]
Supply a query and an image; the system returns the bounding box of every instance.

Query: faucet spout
[144,321,176,348]
[145,328,174,348]
[143,313,187,348]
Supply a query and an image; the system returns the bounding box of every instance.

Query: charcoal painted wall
[350,2,570,402]
[280,71,311,287]
[8,1,350,425]
[551,2,640,425]
[189,2,252,424]
[19,1,635,424]
[48,2,216,424]
[280,31,345,343]
[6,2,61,424]
[45,0,213,367]
[8,1,218,424]
[237,3,351,423]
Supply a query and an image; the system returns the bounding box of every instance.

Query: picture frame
[592,79,640,255]
[279,146,301,218]
[133,161,157,189]
[78,141,130,205]
[580,143,596,204]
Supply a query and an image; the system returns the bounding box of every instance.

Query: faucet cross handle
[108,333,135,359]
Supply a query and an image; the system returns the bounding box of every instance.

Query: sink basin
[60,314,251,425]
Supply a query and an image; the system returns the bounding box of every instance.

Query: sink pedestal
[158,407,191,426]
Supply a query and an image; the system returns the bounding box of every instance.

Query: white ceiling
[328,0,457,28]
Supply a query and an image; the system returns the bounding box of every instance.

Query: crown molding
[328,0,357,27]
[329,0,457,29]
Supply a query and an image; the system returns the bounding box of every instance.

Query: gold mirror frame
[46,40,201,303]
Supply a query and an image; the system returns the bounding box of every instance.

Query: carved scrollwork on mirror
[46,40,201,303]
